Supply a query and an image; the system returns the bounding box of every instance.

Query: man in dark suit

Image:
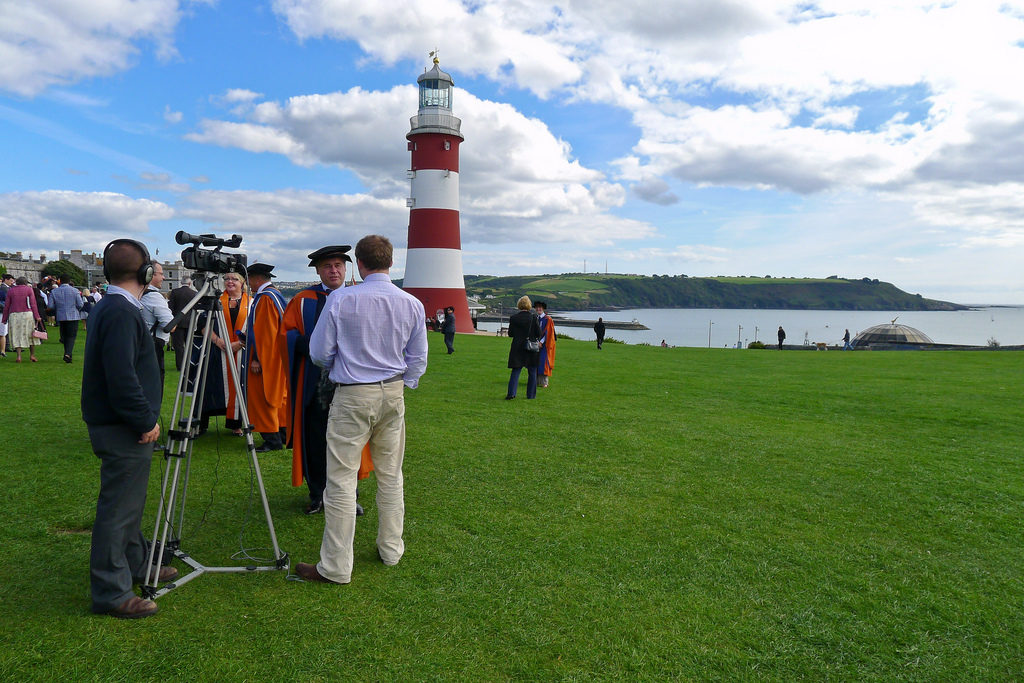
[168,275,195,371]
[441,305,456,354]
[83,239,177,619]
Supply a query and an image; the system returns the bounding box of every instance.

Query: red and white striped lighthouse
[404,55,473,332]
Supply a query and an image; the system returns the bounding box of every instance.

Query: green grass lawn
[1,330,1021,680]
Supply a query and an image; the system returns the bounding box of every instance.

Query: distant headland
[446,274,968,312]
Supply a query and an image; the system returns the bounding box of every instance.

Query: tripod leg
[216,309,287,564]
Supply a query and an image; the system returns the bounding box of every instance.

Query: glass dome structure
[853,323,934,347]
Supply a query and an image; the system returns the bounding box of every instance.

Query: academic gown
[215,291,250,423]
[539,314,557,377]
[281,285,373,487]
[243,286,288,434]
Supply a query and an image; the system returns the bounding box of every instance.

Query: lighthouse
[404,55,473,333]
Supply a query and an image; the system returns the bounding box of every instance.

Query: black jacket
[81,293,162,434]
[507,310,540,369]
[441,312,456,334]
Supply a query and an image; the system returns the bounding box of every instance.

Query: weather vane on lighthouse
[403,51,472,332]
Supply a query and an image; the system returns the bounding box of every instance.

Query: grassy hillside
[465,274,965,311]
[1,329,1021,679]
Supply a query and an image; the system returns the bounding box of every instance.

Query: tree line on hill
[461,274,966,312]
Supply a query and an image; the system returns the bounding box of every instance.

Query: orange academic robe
[540,315,557,377]
[219,291,249,423]
[245,287,288,433]
[280,287,373,487]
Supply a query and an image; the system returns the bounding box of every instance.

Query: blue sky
[2,0,1024,303]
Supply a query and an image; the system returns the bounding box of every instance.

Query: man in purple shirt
[297,235,428,585]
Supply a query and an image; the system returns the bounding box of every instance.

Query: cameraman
[83,239,176,619]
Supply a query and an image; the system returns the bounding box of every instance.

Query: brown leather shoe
[107,596,158,619]
[134,565,179,584]
[157,566,179,582]
[295,562,347,584]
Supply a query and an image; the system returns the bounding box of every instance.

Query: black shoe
[505,395,515,400]
[305,500,323,515]
[255,444,283,453]
[356,502,365,516]
[63,354,72,363]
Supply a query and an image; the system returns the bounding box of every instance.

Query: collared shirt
[105,284,143,309]
[140,286,174,341]
[309,272,428,389]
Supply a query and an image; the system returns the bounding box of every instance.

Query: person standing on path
[778,326,786,350]
[594,317,606,350]
[843,328,853,350]
[297,235,428,585]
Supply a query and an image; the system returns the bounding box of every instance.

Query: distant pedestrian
[594,317,605,349]
[661,339,668,348]
[534,300,556,387]
[843,329,853,350]
[441,305,456,354]
[168,275,195,371]
[139,261,174,401]
[506,295,540,400]
[1,277,42,363]
[50,275,85,363]
[0,272,15,357]
[777,326,786,350]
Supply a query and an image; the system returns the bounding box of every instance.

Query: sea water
[476,307,1024,348]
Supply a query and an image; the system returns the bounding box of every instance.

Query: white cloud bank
[0,191,173,251]
[0,0,182,96]
[187,85,653,247]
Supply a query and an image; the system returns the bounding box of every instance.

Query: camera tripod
[140,273,288,599]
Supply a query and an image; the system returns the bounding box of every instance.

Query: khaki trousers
[317,381,406,583]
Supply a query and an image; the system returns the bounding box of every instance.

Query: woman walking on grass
[1,277,43,363]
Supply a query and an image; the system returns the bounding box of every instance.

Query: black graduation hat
[307,245,352,267]
[248,263,276,278]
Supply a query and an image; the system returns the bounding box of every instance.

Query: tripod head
[163,273,228,334]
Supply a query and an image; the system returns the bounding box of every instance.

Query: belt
[336,373,404,387]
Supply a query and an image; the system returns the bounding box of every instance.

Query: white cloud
[0,0,182,96]
[186,84,652,246]
[0,191,173,251]
[164,105,183,124]
[267,0,1024,255]
[177,189,409,277]
[223,88,263,103]
[272,0,582,98]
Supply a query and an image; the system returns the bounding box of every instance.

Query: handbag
[525,338,541,352]
[32,323,48,341]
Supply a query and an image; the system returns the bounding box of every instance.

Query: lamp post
[708,320,713,348]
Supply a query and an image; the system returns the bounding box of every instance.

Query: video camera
[176,230,247,274]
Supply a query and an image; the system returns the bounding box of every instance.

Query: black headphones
[102,238,155,285]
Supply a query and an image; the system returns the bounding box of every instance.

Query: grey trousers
[88,423,154,613]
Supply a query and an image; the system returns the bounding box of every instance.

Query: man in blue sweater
[82,239,176,619]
